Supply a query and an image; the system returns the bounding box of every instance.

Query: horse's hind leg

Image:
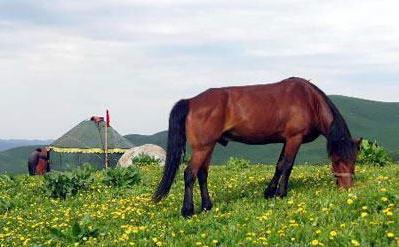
[181,144,215,218]
[198,153,214,211]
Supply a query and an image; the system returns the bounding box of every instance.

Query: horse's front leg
[265,136,302,198]
[264,144,286,198]
[275,136,302,197]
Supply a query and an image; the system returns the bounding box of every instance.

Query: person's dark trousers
[28,162,36,175]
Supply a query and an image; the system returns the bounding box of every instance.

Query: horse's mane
[303,79,357,161]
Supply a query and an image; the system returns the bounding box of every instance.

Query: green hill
[125,95,399,164]
[1,95,399,174]
[0,145,42,174]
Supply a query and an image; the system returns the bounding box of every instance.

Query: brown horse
[154,77,361,217]
[35,149,50,175]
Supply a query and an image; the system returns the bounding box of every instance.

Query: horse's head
[332,138,362,188]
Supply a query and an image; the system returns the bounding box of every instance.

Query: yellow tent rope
[48,146,129,154]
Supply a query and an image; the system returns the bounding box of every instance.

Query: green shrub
[357,140,393,166]
[132,153,161,166]
[102,166,141,187]
[0,174,15,189]
[49,216,99,245]
[43,164,96,199]
[0,198,13,214]
[226,157,251,170]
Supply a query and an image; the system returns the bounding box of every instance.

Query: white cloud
[0,0,398,139]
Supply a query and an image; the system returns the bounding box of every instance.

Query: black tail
[153,99,189,202]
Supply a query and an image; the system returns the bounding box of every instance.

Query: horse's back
[186,77,332,145]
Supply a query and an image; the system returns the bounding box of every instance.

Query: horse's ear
[353,137,363,151]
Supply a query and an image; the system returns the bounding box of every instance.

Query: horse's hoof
[264,189,276,199]
[201,201,213,212]
[275,190,287,198]
[181,207,194,218]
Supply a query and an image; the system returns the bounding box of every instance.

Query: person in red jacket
[27,148,49,175]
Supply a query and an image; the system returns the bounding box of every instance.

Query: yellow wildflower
[311,239,320,246]
[351,240,360,246]
[361,212,368,217]
[347,199,354,204]
[387,232,394,238]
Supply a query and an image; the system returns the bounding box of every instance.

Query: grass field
[0,163,398,247]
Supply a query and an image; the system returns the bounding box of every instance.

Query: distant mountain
[125,132,168,148]
[1,95,398,174]
[0,139,52,151]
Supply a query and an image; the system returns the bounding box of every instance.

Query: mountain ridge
[1,95,398,174]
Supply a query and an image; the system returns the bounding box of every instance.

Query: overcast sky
[1,0,398,139]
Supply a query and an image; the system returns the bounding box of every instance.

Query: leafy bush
[49,216,99,245]
[43,164,97,199]
[357,140,393,166]
[132,153,161,166]
[102,166,141,187]
[0,174,15,188]
[226,157,251,170]
[0,198,13,214]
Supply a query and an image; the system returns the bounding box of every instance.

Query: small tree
[357,140,393,166]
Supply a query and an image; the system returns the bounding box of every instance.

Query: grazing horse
[154,77,361,218]
[35,149,50,175]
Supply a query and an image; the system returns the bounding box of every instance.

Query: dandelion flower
[387,232,394,238]
[311,239,320,246]
[351,240,360,246]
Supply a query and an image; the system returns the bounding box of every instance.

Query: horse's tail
[153,99,189,202]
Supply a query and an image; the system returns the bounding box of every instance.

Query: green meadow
[0,163,398,247]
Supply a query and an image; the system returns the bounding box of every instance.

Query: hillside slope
[1,95,398,174]
[125,95,399,164]
[0,145,43,174]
